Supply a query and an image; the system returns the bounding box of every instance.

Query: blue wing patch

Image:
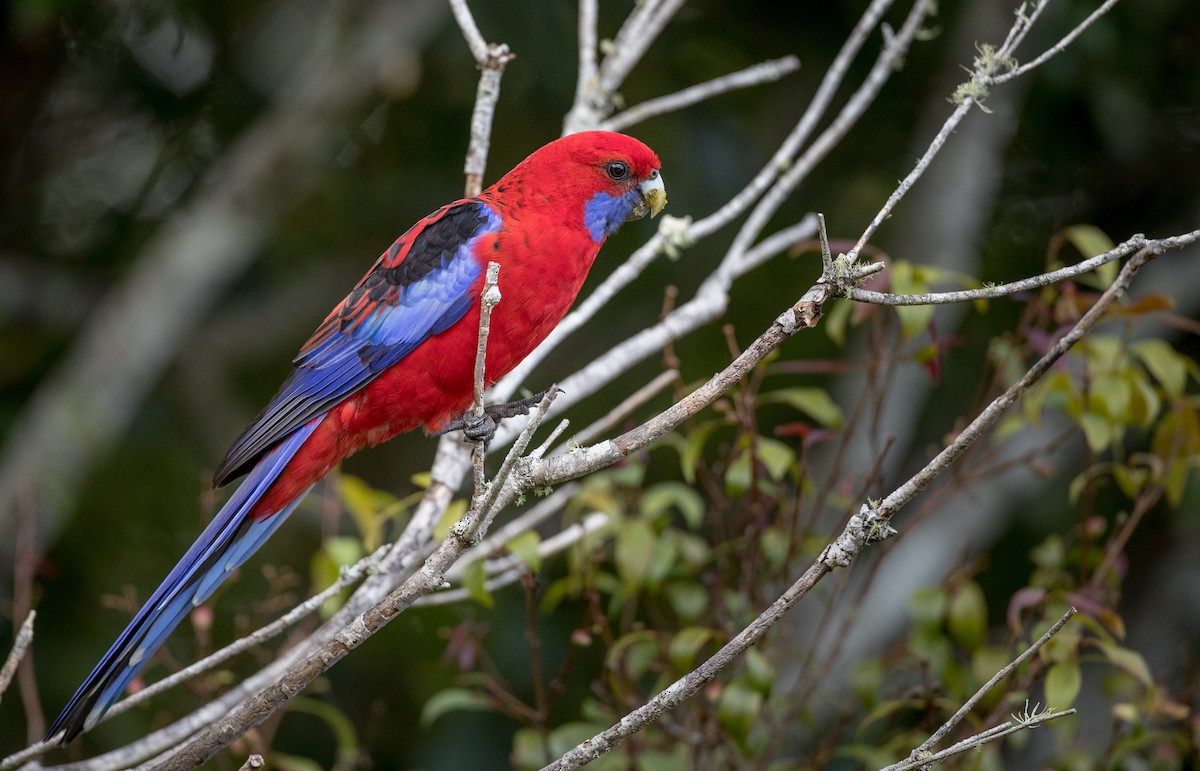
[213,200,501,485]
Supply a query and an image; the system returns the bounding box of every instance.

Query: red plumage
[252,130,664,515]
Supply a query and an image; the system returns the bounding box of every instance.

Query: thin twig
[891,606,1078,767]
[463,44,515,197]
[444,484,579,583]
[726,0,933,274]
[882,707,1076,771]
[540,560,832,770]
[0,610,35,709]
[844,0,1092,262]
[237,754,265,771]
[447,0,488,62]
[418,513,608,607]
[850,230,1200,305]
[603,56,801,132]
[574,0,599,106]
[570,368,680,448]
[530,420,571,462]
[872,243,1162,523]
[992,0,1123,85]
[497,0,913,401]
[470,262,503,497]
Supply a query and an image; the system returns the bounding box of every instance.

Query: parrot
[46,130,665,744]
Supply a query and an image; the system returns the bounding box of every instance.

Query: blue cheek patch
[583,190,636,243]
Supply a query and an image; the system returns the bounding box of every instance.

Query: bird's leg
[439,388,558,448]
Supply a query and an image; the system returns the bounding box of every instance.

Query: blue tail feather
[45,417,325,744]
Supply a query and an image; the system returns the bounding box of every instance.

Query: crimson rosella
[47,130,665,744]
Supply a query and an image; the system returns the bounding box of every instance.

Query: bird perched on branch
[47,130,665,744]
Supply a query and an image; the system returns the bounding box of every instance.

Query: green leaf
[286,697,360,771]
[1030,535,1065,569]
[1077,411,1113,452]
[755,436,797,480]
[678,420,723,484]
[666,581,709,621]
[744,648,775,696]
[1126,368,1162,426]
[1024,371,1073,426]
[272,755,325,771]
[1112,463,1149,499]
[890,261,934,340]
[506,531,542,572]
[1088,373,1132,423]
[724,453,752,496]
[615,518,656,588]
[463,558,492,608]
[641,482,707,529]
[310,537,363,618]
[851,658,884,706]
[607,630,659,682]
[760,525,790,572]
[668,626,716,673]
[825,297,853,346]
[972,647,1014,692]
[434,498,468,540]
[1094,640,1153,687]
[947,580,988,649]
[419,688,491,727]
[1133,338,1188,397]
[909,585,947,628]
[760,387,845,428]
[671,530,712,568]
[1060,224,1117,287]
[1044,662,1082,709]
[339,474,397,551]
[645,533,678,586]
[717,681,763,747]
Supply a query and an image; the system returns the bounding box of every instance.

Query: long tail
[46,417,326,744]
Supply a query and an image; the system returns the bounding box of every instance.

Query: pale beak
[626,170,667,221]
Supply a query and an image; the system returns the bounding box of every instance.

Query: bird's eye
[605,161,630,181]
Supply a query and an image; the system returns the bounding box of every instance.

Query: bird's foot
[439,389,557,448]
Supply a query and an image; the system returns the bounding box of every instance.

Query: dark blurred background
[2,0,1199,767]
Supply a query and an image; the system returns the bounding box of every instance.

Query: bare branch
[470,262,503,495]
[571,368,680,448]
[882,707,1076,771]
[443,484,579,583]
[844,0,1107,262]
[603,56,801,132]
[573,0,599,107]
[463,44,515,197]
[417,512,608,607]
[540,560,832,770]
[447,0,488,62]
[851,230,1200,306]
[993,0,1124,85]
[889,606,1079,768]
[237,754,265,771]
[522,260,884,490]
[0,611,35,709]
[871,241,1163,524]
[727,0,934,272]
